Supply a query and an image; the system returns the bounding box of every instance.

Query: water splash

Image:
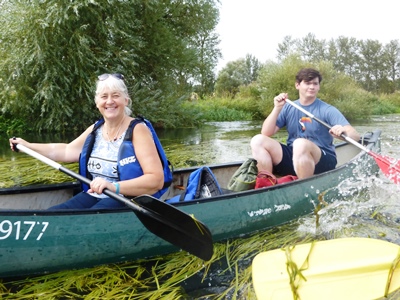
[298,171,400,243]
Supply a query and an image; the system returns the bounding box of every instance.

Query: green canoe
[0,130,381,278]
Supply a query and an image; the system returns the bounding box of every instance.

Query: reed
[0,157,78,188]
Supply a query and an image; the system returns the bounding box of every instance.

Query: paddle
[252,238,400,300]
[13,143,214,261]
[286,98,400,184]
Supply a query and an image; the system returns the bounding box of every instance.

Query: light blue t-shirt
[276,98,349,156]
[87,126,127,198]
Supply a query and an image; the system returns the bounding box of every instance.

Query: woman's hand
[9,137,29,151]
[88,178,114,194]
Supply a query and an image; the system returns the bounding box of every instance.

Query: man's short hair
[295,68,322,83]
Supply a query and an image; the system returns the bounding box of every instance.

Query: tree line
[278,33,400,94]
[216,33,400,96]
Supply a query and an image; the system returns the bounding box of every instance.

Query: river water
[1,115,400,299]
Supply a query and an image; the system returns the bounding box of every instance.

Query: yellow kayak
[252,238,400,300]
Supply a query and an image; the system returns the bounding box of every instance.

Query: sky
[215,0,400,71]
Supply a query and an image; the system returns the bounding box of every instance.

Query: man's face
[295,78,320,100]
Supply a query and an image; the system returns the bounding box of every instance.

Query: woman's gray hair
[94,76,132,116]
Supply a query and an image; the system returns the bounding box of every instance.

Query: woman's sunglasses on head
[98,73,125,81]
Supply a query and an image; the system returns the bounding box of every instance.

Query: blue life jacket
[166,166,222,203]
[79,116,173,198]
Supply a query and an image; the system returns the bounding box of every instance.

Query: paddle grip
[11,137,19,152]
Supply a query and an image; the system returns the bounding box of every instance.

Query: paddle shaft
[14,143,214,260]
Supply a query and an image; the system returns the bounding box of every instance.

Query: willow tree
[215,54,262,96]
[0,0,220,132]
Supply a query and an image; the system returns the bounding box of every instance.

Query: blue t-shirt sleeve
[325,105,350,127]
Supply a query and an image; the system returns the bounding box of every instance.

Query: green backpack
[228,158,258,191]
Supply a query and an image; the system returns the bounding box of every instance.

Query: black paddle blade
[132,195,214,261]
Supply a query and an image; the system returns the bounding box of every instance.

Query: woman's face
[96,87,128,119]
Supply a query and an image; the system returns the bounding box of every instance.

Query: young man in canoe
[9,74,166,209]
[250,68,360,187]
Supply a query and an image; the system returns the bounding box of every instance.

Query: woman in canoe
[9,73,165,209]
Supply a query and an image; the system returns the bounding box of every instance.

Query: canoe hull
[0,131,381,278]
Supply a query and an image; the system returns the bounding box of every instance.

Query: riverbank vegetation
[188,54,400,123]
[190,56,396,123]
[1,1,400,134]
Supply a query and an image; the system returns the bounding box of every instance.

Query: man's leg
[292,138,322,179]
[250,134,283,172]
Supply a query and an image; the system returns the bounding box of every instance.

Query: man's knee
[250,134,260,145]
[250,134,265,148]
[292,138,309,149]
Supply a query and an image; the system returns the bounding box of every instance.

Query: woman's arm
[115,123,164,196]
[10,125,94,163]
